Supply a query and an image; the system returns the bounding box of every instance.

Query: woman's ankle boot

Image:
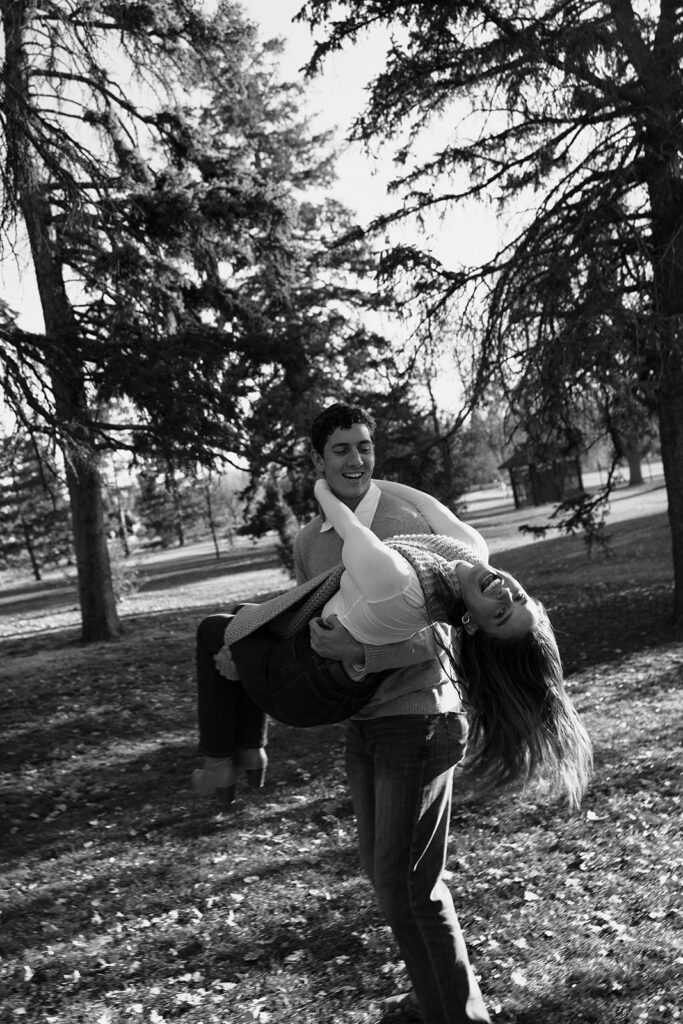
[236,747,268,788]
[192,756,236,805]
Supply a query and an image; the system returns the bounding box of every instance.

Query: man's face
[313,424,375,509]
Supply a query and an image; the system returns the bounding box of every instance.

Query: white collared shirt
[319,481,382,533]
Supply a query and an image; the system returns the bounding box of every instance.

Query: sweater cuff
[363,645,390,674]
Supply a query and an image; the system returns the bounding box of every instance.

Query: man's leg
[346,715,491,1024]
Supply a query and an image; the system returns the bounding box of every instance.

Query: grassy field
[1,501,681,1024]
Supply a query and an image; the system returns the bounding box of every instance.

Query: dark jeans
[346,714,491,1024]
[196,615,268,757]
[196,614,386,755]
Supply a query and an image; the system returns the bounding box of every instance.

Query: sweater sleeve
[374,479,489,562]
[361,625,441,673]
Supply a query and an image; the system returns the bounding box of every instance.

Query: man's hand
[309,614,365,667]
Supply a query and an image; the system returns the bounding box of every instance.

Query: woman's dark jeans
[196,614,386,755]
[231,620,386,726]
[196,614,268,757]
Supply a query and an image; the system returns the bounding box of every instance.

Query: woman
[196,479,592,808]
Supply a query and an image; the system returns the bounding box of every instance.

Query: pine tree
[0,433,71,580]
[0,3,408,638]
[301,0,683,632]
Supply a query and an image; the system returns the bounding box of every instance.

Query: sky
[237,0,503,409]
[239,0,392,220]
[240,0,502,250]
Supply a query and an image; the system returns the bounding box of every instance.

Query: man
[192,402,491,1023]
[293,403,491,1024]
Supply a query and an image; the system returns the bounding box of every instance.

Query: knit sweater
[286,490,467,717]
[224,532,475,648]
[293,490,433,583]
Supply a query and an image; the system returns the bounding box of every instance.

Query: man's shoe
[379,989,421,1020]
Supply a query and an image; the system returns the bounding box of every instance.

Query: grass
[1,507,681,1024]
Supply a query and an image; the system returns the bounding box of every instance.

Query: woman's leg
[231,622,384,727]
[194,615,268,802]
[196,615,267,756]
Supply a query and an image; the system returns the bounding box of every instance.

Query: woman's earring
[461,611,477,635]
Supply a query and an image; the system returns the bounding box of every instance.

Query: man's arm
[310,615,439,673]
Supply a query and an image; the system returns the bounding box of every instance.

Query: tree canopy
[300,0,683,632]
[0,0,409,638]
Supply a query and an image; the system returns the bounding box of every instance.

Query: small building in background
[499,450,584,508]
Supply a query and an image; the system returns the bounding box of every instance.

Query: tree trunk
[21,517,41,581]
[646,140,683,636]
[205,485,221,560]
[118,505,131,557]
[62,450,119,639]
[170,476,185,547]
[657,373,683,636]
[4,1,120,641]
[20,191,120,640]
[624,448,644,487]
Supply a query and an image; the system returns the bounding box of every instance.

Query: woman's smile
[455,562,541,638]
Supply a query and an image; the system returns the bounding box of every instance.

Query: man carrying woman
[192,403,591,1024]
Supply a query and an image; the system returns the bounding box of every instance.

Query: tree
[241,471,300,576]
[0,2,407,639]
[194,469,246,559]
[602,388,658,487]
[301,0,683,633]
[135,464,182,550]
[375,390,506,506]
[0,431,71,579]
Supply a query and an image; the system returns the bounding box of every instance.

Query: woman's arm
[314,478,413,602]
[374,479,489,562]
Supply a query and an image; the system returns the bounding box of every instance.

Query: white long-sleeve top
[315,478,488,645]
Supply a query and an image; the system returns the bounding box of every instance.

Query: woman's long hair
[428,567,593,809]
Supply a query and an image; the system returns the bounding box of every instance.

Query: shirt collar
[319,480,381,532]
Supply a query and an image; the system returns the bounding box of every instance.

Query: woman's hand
[313,477,332,499]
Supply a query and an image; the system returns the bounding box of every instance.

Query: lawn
[1,504,681,1024]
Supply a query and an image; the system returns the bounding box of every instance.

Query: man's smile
[316,423,376,510]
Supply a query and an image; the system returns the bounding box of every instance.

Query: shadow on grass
[1,533,679,867]
[1,506,680,1024]
[1,714,352,861]
[508,960,675,1024]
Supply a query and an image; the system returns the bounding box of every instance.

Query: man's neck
[331,486,371,512]
[336,495,363,511]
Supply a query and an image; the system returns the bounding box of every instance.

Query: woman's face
[455,562,541,639]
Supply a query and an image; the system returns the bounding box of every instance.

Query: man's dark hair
[310,403,376,455]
